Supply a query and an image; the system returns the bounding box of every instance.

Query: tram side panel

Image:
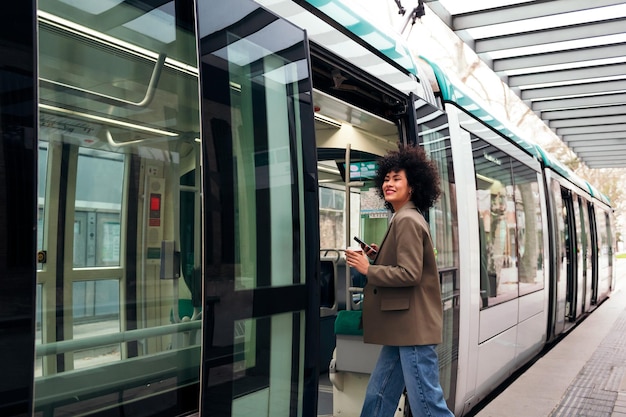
[445,104,550,413]
[444,106,481,415]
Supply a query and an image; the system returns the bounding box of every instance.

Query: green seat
[334,310,363,336]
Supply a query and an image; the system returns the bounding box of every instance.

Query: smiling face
[383,169,411,211]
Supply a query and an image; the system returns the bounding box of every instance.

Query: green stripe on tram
[305,0,418,76]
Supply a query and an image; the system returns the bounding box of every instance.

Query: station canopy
[424,0,626,169]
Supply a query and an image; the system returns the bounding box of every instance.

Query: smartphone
[354,236,377,254]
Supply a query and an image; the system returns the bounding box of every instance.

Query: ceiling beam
[448,0,626,30]
[542,105,626,120]
[556,123,626,135]
[508,63,626,88]
[493,43,626,73]
[475,18,626,52]
[551,115,626,128]
[563,133,626,143]
[532,93,626,111]
[521,79,626,100]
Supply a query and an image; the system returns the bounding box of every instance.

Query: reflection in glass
[35,0,202,415]
[74,150,123,267]
[512,165,544,296]
[418,109,458,271]
[197,1,313,414]
[73,280,121,369]
[579,200,592,309]
[475,138,546,307]
[474,138,517,308]
[231,313,304,417]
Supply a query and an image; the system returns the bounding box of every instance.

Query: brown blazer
[362,201,443,346]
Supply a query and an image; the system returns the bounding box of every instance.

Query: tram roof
[424,0,626,169]
[298,0,612,202]
[304,0,418,76]
[426,59,540,157]
[428,59,611,203]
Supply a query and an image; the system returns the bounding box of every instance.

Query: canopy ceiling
[424,0,626,168]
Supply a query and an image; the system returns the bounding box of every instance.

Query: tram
[0,0,616,417]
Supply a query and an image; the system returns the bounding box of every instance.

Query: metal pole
[345,144,351,311]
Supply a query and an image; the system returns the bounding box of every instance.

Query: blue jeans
[360,345,453,417]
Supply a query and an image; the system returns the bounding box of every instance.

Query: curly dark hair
[374,144,441,212]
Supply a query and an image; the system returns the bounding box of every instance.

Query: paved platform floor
[474,258,626,417]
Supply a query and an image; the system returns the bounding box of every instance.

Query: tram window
[417,107,458,271]
[573,198,584,284]
[579,199,592,300]
[511,162,544,296]
[319,184,364,250]
[35,284,43,377]
[605,212,614,271]
[35,284,43,343]
[596,210,610,274]
[37,208,45,269]
[473,137,518,308]
[73,280,121,369]
[552,180,567,287]
[74,150,123,268]
[320,187,344,211]
[320,186,346,249]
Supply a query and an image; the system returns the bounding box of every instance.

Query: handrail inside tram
[35,320,202,357]
[39,52,167,109]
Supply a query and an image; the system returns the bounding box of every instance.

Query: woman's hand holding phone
[354,236,378,259]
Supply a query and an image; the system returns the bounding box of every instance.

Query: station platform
[472,257,626,417]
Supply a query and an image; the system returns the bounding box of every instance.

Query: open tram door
[315,111,401,417]
[310,46,411,415]
[197,1,323,415]
[311,47,460,414]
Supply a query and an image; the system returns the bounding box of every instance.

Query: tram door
[35,0,204,415]
[36,0,320,416]
[311,52,403,403]
[579,199,593,312]
[312,60,460,412]
[197,1,320,416]
[550,180,567,336]
[561,188,581,322]
[588,203,600,305]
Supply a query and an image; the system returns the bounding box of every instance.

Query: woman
[345,144,453,417]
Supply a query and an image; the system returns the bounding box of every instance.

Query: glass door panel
[197,0,317,415]
[35,0,202,415]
